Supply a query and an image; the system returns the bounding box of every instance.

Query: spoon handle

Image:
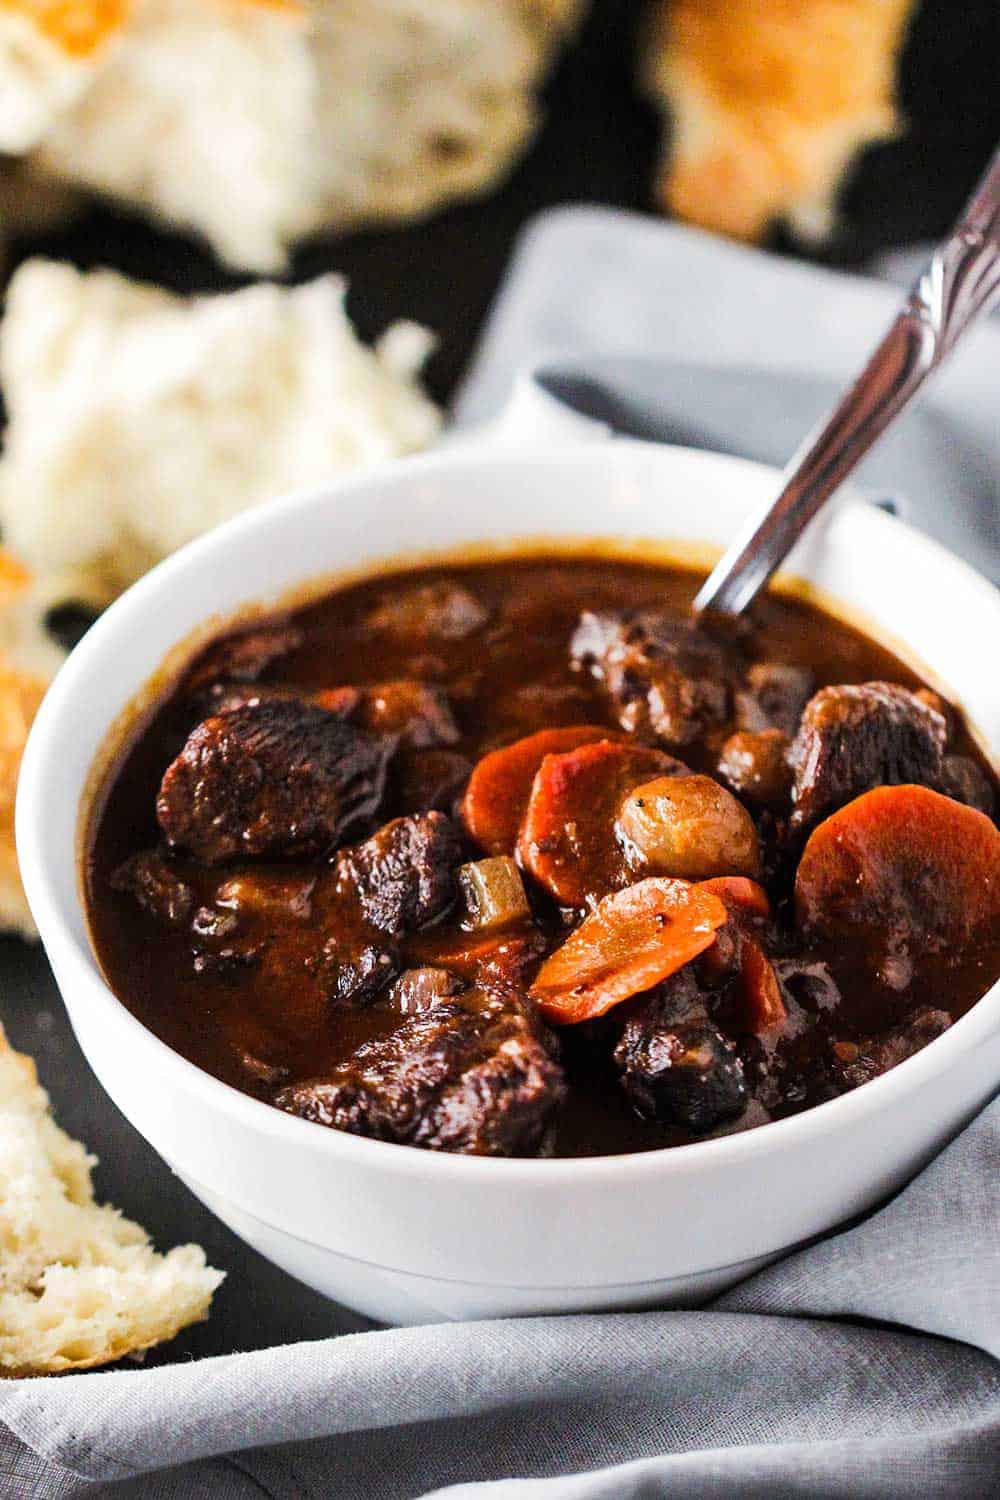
[694,147,1000,619]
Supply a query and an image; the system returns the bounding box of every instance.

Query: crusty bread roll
[0,260,441,604]
[643,0,918,243]
[19,0,582,270]
[0,1022,223,1375]
[0,0,131,153]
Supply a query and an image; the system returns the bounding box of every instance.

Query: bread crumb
[19,0,582,271]
[0,260,442,603]
[0,1021,223,1376]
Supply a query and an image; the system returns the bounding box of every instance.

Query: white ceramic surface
[17,436,1000,1325]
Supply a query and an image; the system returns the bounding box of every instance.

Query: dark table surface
[10,0,1000,407]
[2,0,998,1368]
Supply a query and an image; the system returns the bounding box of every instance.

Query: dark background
[9,0,1000,404]
[2,0,998,1365]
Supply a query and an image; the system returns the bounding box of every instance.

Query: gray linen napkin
[3,1099,1000,1496]
[3,209,999,1498]
[455,209,1000,582]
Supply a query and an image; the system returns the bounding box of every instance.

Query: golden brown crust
[643,0,919,242]
[0,0,132,59]
[0,0,303,60]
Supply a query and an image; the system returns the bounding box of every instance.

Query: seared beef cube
[367,581,490,641]
[395,749,473,814]
[570,610,732,745]
[187,622,303,690]
[203,683,300,716]
[317,680,460,749]
[615,1009,748,1133]
[214,871,316,922]
[788,682,947,831]
[308,939,399,1007]
[736,663,814,737]
[275,993,565,1157]
[388,967,466,1015]
[111,848,194,927]
[717,729,792,806]
[336,812,462,934]
[939,755,994,816]
[830,1008,951,1091]
[157,699,392,864]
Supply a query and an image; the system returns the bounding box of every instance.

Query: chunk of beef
[336,812,463,935]
[939,755,994,816]
[736,663,814,737]
[570,610,733,745]
[388,967,466,1015]
[275,992,566,1157]
[829,1008,951,1091]
[788,682,947,831]
[614,971,748,1131]
[367,581,490,641]
[395,749,473,814]
[186,622,303,690]
[317,680,460,749]
[306,939,400,1007]
[203,683,300,716]
[717,729,792,806]
[214,871,317,922]
[616,1005,748,1132]
[157,699,392,864]
[111,848,194,927]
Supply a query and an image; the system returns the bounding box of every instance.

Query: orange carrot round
[461,725,619,857]
[529,878,728,1024]
[795,784,1000,958]
[698,876,771,920]
[518,740,683,905]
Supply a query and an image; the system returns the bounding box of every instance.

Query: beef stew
[85,554,1000,1158]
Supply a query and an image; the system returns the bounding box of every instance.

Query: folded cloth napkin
[2,209,999,1498]
[3,1099,1000,1497]
[455,209,1000,582]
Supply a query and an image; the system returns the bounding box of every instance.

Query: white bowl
[17,439,1000,1325]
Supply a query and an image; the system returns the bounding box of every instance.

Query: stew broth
[85,555,1000,1157]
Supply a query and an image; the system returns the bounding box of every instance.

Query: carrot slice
[518,740,684,906]
[795,784,1000,960]
[739,935,788,1035]
[529,878,728,1024]
[698,876,771,921]
[461,725,619,857]
[697,877,786,1033]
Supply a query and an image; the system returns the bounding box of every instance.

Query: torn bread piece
[31,0,583,271]
[0,1023,223,1375]
[0,551,68,940]
[642,0,918,243]
[0,260,441,604]
[0,0,131,153]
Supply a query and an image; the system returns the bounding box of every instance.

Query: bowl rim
[16,438,1000,1187]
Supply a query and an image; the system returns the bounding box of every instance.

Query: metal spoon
[693,147,1000,619]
